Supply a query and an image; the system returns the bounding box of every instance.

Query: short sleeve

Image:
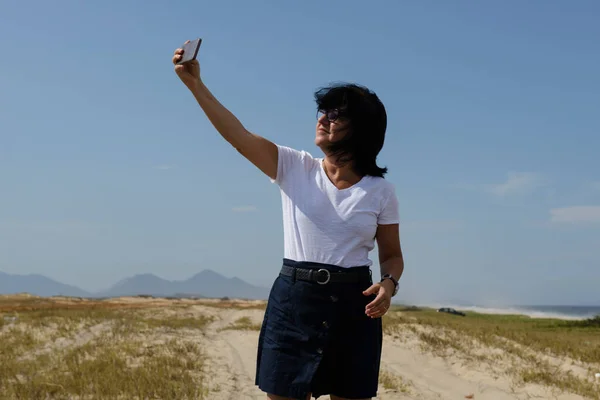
[270,144,314,186]
[378,187,400,225]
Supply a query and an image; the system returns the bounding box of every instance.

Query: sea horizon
[409,303,600,320]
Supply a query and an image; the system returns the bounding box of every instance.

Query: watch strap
[381,274,399,296]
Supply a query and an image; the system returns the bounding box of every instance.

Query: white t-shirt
[271,144,400,268]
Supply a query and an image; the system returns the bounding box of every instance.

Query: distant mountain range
[0,271,91,298]
[0,270,270,300]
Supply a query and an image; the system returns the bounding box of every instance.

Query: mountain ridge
[0,269,270,300]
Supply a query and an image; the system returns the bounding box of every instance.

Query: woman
[173,42,404,400]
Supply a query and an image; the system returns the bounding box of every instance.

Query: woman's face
[315,109,351,152]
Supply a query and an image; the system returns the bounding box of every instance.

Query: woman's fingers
[172,48,184,64]
[373,309,388,318]
[366,294,390,317]
[365,291,385,310]
[173,40,189,59]
[367,303,388,317]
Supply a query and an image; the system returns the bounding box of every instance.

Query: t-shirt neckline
[319,158,365,192]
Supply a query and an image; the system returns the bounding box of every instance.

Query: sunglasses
[317,109,345,122]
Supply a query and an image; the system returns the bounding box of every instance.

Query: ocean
[515,305,600,320]
[423,304,600,320]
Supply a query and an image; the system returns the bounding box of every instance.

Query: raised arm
[172,42,278,180]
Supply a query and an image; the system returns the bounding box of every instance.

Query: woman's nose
[318,113,330,125]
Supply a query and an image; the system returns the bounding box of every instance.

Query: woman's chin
[314,138,329,149]
[315,132,331,144]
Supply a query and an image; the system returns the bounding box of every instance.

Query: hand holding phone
[173,38,202,90]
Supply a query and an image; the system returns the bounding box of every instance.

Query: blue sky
[1,1,599,306]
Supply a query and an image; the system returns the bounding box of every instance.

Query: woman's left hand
[363,279,394,318]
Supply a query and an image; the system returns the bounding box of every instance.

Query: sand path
[199,306,266,399]
[195,306,585,400]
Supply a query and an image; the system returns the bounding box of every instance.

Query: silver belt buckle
[316,269,331,285]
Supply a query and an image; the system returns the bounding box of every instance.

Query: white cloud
[484,172,545,196]
[232,205,257,213]
[550,206,600,223]
[153,164,176,170]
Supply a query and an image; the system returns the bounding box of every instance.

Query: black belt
[280,264,370,285]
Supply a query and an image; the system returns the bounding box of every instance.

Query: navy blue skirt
[255,258,382,399]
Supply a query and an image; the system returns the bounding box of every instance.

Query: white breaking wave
[418,303,593,320]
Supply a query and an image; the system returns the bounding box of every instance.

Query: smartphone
[177,38,202,65]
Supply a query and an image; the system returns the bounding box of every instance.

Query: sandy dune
[1,295,594,399]
[189,304,587,400]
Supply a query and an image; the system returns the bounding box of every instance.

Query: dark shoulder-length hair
[314,82,388,177]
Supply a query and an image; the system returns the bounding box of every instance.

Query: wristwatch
[381,274,399,297]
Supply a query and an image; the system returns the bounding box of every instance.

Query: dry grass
[378,368,412,394]
[0,295,214,399]
[196,297,267,311]
[383,306,600,399]
[3,294,598,399]
[219,316,262,332]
